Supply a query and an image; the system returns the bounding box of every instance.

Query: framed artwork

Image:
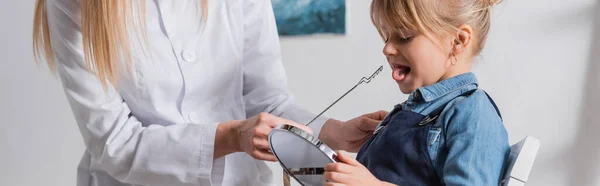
[272,0,346,36]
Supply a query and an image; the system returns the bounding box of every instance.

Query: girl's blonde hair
[33,0,208,88]
[371,0,502,55]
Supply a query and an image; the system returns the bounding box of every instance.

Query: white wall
[1,0,598,186]
[0,1,85,186]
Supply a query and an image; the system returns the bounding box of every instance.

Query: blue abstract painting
[272,0,346,36]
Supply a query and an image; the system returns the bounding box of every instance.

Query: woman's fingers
[252,138,271,151]
[244,112,313,162]
[251,149,277,162]
[253,124,272,138]
[280,118,313,134]
[367,110,389,121]
[287,122,313,134]
[256,112,312,134]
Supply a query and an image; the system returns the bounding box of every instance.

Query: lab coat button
[182,50,197,62]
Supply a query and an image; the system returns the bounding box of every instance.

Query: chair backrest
[501,136,541,186]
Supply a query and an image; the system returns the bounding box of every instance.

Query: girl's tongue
[392,65,411,81]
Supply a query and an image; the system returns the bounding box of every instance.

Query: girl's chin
[398,84,416,94]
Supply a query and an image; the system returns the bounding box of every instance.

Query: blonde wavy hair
[33,0,208,88]
[371,0,502,55]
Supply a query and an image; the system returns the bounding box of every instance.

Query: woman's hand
[320,110,388,152]
[234,112,312,161]
[323,151,394,186]
[341,110,388,151]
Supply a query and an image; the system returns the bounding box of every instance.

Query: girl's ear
[452,24,474,56]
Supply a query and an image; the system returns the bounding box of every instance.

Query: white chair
[501,136,541,186]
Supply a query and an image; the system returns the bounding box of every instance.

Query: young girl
[323,0,509,185]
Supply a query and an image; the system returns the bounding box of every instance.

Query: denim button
[414,91,422,101]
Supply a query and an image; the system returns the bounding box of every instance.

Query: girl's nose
[383,42,398,57]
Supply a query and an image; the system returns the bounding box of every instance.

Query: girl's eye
[383,33,413,44]
[398,36,413,43]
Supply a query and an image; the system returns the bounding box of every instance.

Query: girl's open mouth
[392,64,411,81]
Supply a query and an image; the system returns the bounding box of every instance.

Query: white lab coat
[45,0,328,185]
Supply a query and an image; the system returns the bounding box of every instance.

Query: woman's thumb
[283,119,313,134]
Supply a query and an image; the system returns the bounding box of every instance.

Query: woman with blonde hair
[33,0,387,185]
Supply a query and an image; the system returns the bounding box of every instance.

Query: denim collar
[407,72,479,103]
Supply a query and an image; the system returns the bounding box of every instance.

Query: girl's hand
[323,151,395,186]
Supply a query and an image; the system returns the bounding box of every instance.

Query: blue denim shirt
[398,72,510,185]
